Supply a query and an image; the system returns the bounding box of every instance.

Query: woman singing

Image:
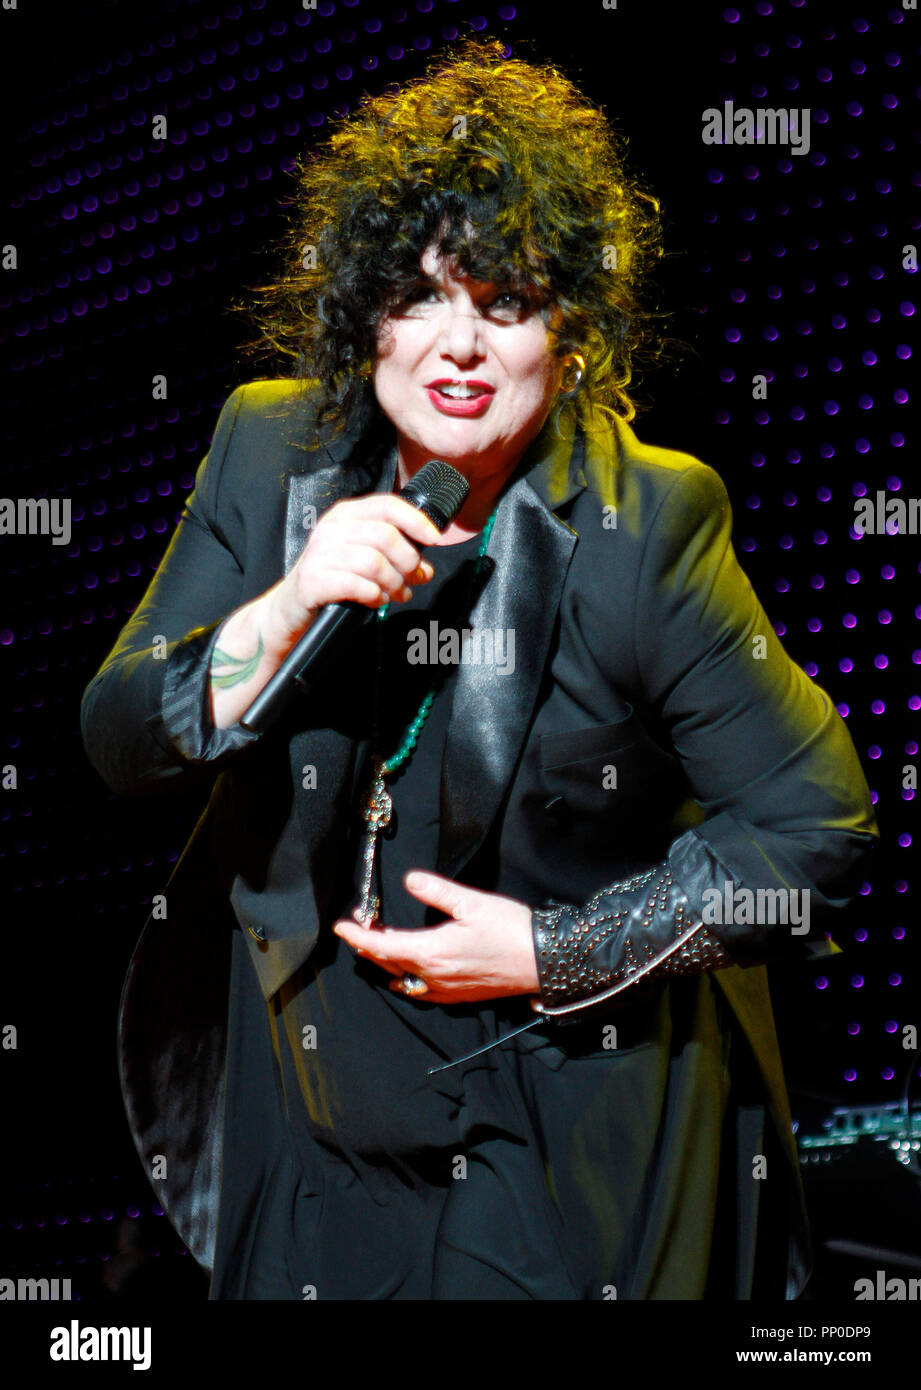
[81,38,878,1300]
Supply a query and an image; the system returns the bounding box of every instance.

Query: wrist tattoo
[211,632,264,688]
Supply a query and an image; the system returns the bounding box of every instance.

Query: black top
[363,529,485,935]
[208,534,777,1301]
[221,534,608,1298]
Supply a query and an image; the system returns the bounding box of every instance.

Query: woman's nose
[437,305,484,358]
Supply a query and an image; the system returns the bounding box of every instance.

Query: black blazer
[81,379,878,1293]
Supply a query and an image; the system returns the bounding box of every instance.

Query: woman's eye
[396,285,531,317]
[397,285,440,313]
[486,291,530,318]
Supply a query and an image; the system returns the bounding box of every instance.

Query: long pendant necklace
[356,507,498,927]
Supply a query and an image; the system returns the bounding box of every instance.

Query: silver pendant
[357,760,392,926]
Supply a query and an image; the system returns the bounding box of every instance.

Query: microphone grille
[401,459,470,531]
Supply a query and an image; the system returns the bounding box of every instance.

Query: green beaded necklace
[355,505,499,927]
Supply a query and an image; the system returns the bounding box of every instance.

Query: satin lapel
[284,466,346,573]
[283,386,396,572]
[436,416,585,881]
[284,424,398,573]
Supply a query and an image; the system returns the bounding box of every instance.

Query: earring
[560,353,585,396]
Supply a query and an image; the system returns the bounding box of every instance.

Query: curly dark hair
[237,35,667,442]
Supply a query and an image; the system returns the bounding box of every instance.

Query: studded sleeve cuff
[530,829,734,1018]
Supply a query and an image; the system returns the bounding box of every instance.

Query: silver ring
[398,973,429,997]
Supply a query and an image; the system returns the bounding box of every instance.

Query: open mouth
[425,385,494,415]
[430,384,493,399]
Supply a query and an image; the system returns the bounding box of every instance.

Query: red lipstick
[424,379,495,417]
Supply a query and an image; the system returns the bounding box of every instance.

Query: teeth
[438,384,484,399]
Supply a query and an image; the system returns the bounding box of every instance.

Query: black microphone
[239,459,470,733]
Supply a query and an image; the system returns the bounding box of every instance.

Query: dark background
[0,0,917,1310]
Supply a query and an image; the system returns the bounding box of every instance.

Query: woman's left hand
[332,871,540,1003]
